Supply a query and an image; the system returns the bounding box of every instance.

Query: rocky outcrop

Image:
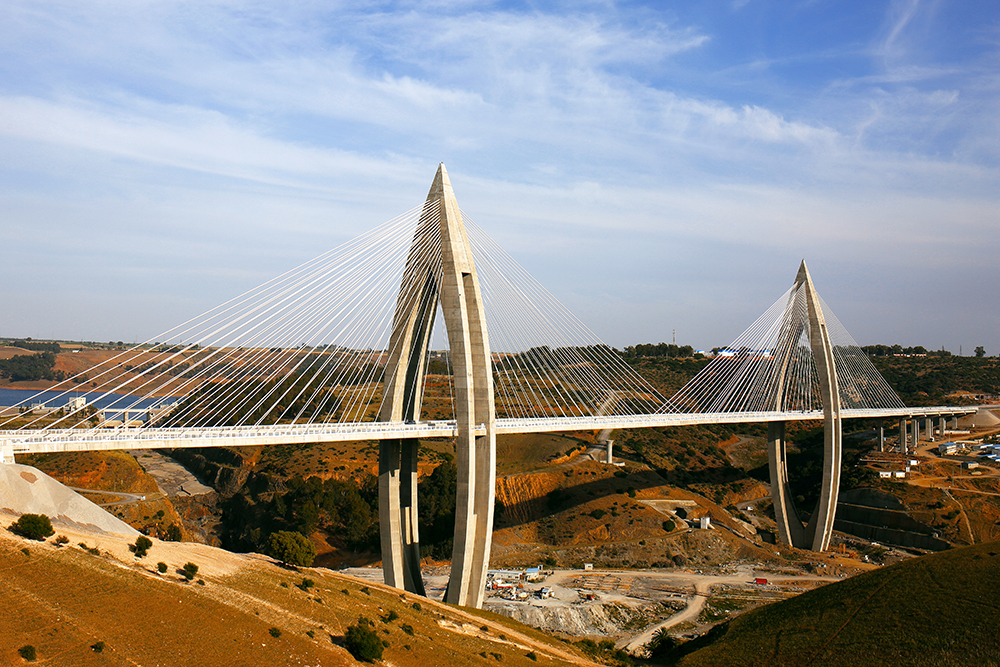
[486,600,648,637]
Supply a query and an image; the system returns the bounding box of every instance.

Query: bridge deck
[0,406,976,456]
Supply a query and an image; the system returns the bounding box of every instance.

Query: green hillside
[666,540,1000,667]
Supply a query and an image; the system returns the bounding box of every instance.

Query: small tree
[344,620,383,662]
[267,531,316,567]
[182,562,199,580]
[131,536,153,558]
[645,627,679,659]
[157,562,168,574]
[18,645,37,661]
[975,346,986,358]
[165,524,182,542]
[12,514,54,540]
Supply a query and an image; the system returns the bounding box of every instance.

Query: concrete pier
[378,164,495,608]
[765,261,842,552]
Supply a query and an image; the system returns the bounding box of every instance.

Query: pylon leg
[767,421,807,548]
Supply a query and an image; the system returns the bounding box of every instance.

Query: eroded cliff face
[486,599,653,637]
[495,470,564,526]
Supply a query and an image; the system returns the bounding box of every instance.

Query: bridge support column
[951,415,959,430]
[379,439,424,595]
[432,164,496,609]
[799,262,842,553]
[764,261,842,553]
[899,418,907,452]
[938,416,947,436]
[605,439,614,464]
[925,417,934,440]
[877,420,884,452]
[377,164,496,608]
[767,421,806,547]
[911,419,920,449]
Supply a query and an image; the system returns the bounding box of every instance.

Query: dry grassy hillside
[0,514,597,667]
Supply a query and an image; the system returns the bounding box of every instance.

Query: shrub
[182,562,198,580]
[131,535,153,558]
[526,651,537,661]
[157,562,168,573]
[18,645,36,660]
[269,627,281,638]
[383,610,399,623]
[411,602,421,611]
[297,578,315,591]
[400,623,414,636]
[165,524,182,542]
[589,509,607,520]
[55,535,69,545]
[12,514,54,540]
[344,620,384,662]
[267,531,316,567]
[645,627,679,658]
[662,519,676,532]
[91,641,105,653]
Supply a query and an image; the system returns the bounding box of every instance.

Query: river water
[0,387,180,411]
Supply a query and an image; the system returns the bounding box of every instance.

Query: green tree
[12,514,54,540]
[344,619,383,662]
[645,627,679,658]
[131,535,153,558]
[267,530,316,567]
[975,346,986,358]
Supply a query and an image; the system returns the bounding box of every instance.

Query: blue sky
[1,0,998,354]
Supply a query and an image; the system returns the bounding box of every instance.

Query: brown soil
[0,520,597,667]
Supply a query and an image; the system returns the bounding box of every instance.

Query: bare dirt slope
[0,464,138,537]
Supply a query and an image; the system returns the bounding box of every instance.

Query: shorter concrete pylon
[765,261,843,552]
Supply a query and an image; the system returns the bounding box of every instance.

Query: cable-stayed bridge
[0,164,973,608]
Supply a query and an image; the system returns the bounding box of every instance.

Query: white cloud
[0,0,997,353]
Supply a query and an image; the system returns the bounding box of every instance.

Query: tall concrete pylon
[378,163,496,608]
[767,261,843,552]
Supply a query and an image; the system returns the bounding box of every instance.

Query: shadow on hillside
[494,463,745,530]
